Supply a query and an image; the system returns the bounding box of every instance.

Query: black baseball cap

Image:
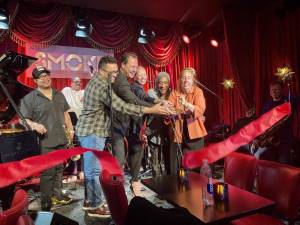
[32,66,50,79]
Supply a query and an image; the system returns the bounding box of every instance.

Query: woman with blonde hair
[168,67,207,175]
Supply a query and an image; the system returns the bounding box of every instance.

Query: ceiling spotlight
[182,35,190,44]
[210,39,219,47]
[75,18,92,38]
[0,8,8,30]
[138,27,155,44]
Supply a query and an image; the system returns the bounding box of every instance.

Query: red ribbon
[182,102,291,169]
[0,103,291,187]
[0,147,122,188]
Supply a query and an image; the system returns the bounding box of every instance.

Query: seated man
[260,80,296,164]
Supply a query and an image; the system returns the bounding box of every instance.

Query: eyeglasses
[38,74,50,79]
[102,69,118,76]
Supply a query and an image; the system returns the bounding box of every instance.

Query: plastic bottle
[200,159,214,206]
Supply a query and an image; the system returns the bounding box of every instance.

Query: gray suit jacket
[112,73,152,135]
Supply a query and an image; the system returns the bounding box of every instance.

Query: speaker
[32,212,79,225]
[0,130,40,163]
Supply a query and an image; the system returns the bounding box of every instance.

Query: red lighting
[182,35,190,44]
[210,39,218,47]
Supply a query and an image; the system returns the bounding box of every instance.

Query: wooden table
[142,172,274,224]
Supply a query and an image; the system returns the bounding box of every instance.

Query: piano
[0,51,40,163]
[0,51,36,123]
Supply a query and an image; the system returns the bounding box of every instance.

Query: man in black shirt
[20,66,74,210]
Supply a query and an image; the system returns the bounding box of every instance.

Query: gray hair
[156,71,170,84]
[155,71,171,98]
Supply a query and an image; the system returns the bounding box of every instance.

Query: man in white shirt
[62,77,84,119]
[62,76,85,182]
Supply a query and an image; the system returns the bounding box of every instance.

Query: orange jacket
[168,86,207,143]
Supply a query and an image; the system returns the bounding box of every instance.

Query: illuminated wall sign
[25,45,113,79]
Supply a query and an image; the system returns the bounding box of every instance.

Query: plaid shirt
[76,75,144,137]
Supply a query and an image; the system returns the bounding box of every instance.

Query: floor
[28,171,173,225]
[27,164,300,225]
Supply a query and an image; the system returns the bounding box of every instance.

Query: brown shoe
[87,206,111,218]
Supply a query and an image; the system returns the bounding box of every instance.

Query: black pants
[170,119,205,175]
[127,135,144,181]
[40,145,65,210]
[111,131,126,167]
[170,138,204,175]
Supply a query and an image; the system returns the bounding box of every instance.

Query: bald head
[71,76,81,91]
[135,66,147,85]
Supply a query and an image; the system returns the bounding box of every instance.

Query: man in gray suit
[112,52,152,195]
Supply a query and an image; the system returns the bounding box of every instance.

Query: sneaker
[87,206,111,218]
[51,195,73,206]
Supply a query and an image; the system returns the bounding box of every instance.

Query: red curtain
[222,8,256,110]
[254,8,300,114]
[10,1,71,48]
[1,1,300,129]
[138,23,183,67]
[87,11,134,53]
[223,6,300,114]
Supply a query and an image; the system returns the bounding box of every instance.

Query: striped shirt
[76,75,144,137]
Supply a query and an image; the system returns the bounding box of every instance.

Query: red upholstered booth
[224,152,257,191]
[100,169,128,225]
[231,160,300,225]
[0,189,29,225]
[16,215,34,225]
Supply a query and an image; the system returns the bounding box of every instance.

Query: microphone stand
[287,82,291,103]
[194,79,223,103]
[194,79,227,140]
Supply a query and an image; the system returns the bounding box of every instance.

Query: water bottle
[200,159,214,206]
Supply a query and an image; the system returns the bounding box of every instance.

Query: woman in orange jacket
[168,67,207,175]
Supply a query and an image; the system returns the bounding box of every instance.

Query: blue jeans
[78,135,106,208]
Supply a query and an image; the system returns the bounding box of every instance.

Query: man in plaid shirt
[76,55,173,218]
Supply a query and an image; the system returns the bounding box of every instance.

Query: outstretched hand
[149,102,176,115]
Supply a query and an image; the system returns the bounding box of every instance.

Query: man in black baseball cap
[32,66,50,79]
[20,65,74,210]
